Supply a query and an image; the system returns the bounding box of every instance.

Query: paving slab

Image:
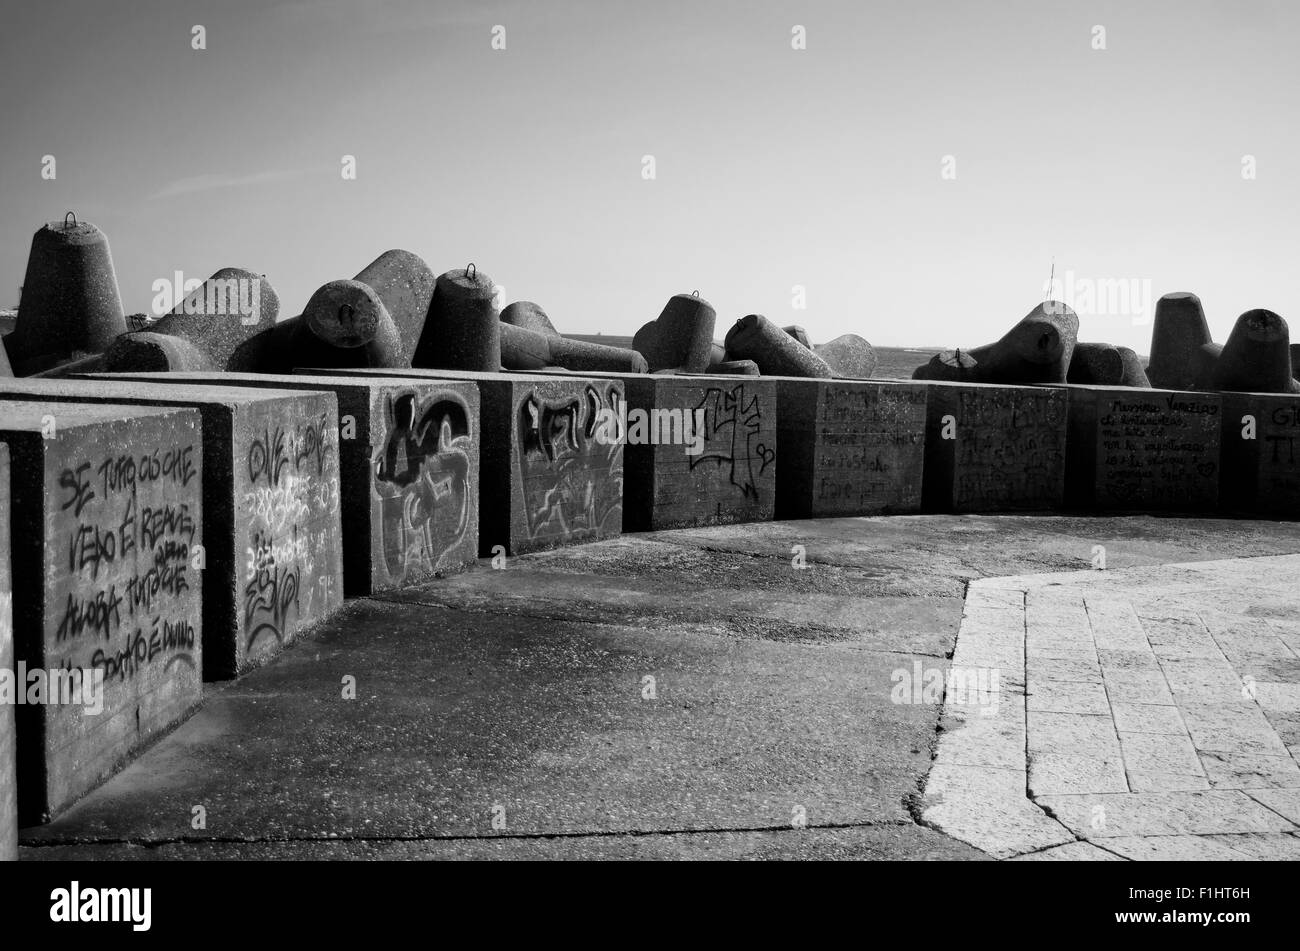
[923,551,1300,859]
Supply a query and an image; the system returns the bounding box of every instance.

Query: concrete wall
[302,368,623,556]
[0,378,344,678]
[774,378,927,518]
[1220,392,1300,515]
[1060,385,1221,510]
[921,382,1067,513]
[623,375,777,531]
[0,444,15,859]
[0,401,204,822]
[82,372,481,595]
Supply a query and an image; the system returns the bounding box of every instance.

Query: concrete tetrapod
[5,214,126,376]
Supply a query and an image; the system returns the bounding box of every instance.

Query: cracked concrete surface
[18,514,1300,860]
[923,555,1300,860]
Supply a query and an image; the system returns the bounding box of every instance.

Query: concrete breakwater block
[633,293,717,373]
[0,445,15,858]
[1067,343,1151,387]
[501,301,648,373]
[89,371,480,594]
[103,268,279,373]
[354,250,437,367]
[914,302,1078,385]
[621,375,778,530]
[725,314,833,378]
[5,216,127,376]
[0,379,343,679]
[1147,292,1213,390]
[304,368,622,556]
[920,382,1067,512]
[814,334,879,379]
[1211,309,1300,394]
[413,265,502,372]
[773,378,927,518]
[500,322,648,373]
[260,280,405,373]
[0,401,203,822]
[1219,392,1300,516]
[1059,385,1221,510]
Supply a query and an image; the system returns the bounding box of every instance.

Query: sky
[1,0,1298,350]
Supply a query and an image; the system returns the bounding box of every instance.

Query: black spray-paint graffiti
[375,393,472,580]
[248,415,333,487]
[242,414,335,649]
[518,383,623,538]
[243,529,301,650]
[689,384,774,502]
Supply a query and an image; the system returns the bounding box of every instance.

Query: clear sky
[1,0,1297,350]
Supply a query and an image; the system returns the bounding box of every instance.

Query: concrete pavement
[924,555,1300,859]
[19,514,1300,860]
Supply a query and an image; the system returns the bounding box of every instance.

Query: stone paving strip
[922,554,1300,859]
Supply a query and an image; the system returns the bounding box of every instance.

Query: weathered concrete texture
[1219,392,1300,516]
[499,301,648,372]
[0,401,203,823]
[0,342,11,378]
[774,378,927,518]
[709,359,760,376]
[354,250,437,367]
[20,824,987,861]
[1147,292,1213,390]
[1060,386,1221,511]
[260,280,404,373]
[914,302,1078,385]
[1067,343,1151,387]
[5,217,126,376]
[106,268,279,372]
[413,265,502,372]
[501,321,647,373]
[783,325,811,348]
[0,445,15,860]
[0,379,344,680]
[623,375,776,531]
[921,382,1066,512]
[814,334,879,379]
[633,293,717,373]
[90,371,480,595]
[308,368,623,556]
[1211,309,1300,394]
[500,300,559,336]
[101,332,215,373]
[17,513,1300,860]
[927,554,1300,859]
[725,314,833,378]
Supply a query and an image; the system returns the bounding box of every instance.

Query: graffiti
[240,411,339,655]
[248,426,289,487]
[375,393,472,580]
[243,530,301,650]
[249,415,334,488]
[90,616,196,683]
[518,383,622,539]
[51,444,200,684]
[95,446,197,498]
[294,415,332,476]
[689,383,774,502]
